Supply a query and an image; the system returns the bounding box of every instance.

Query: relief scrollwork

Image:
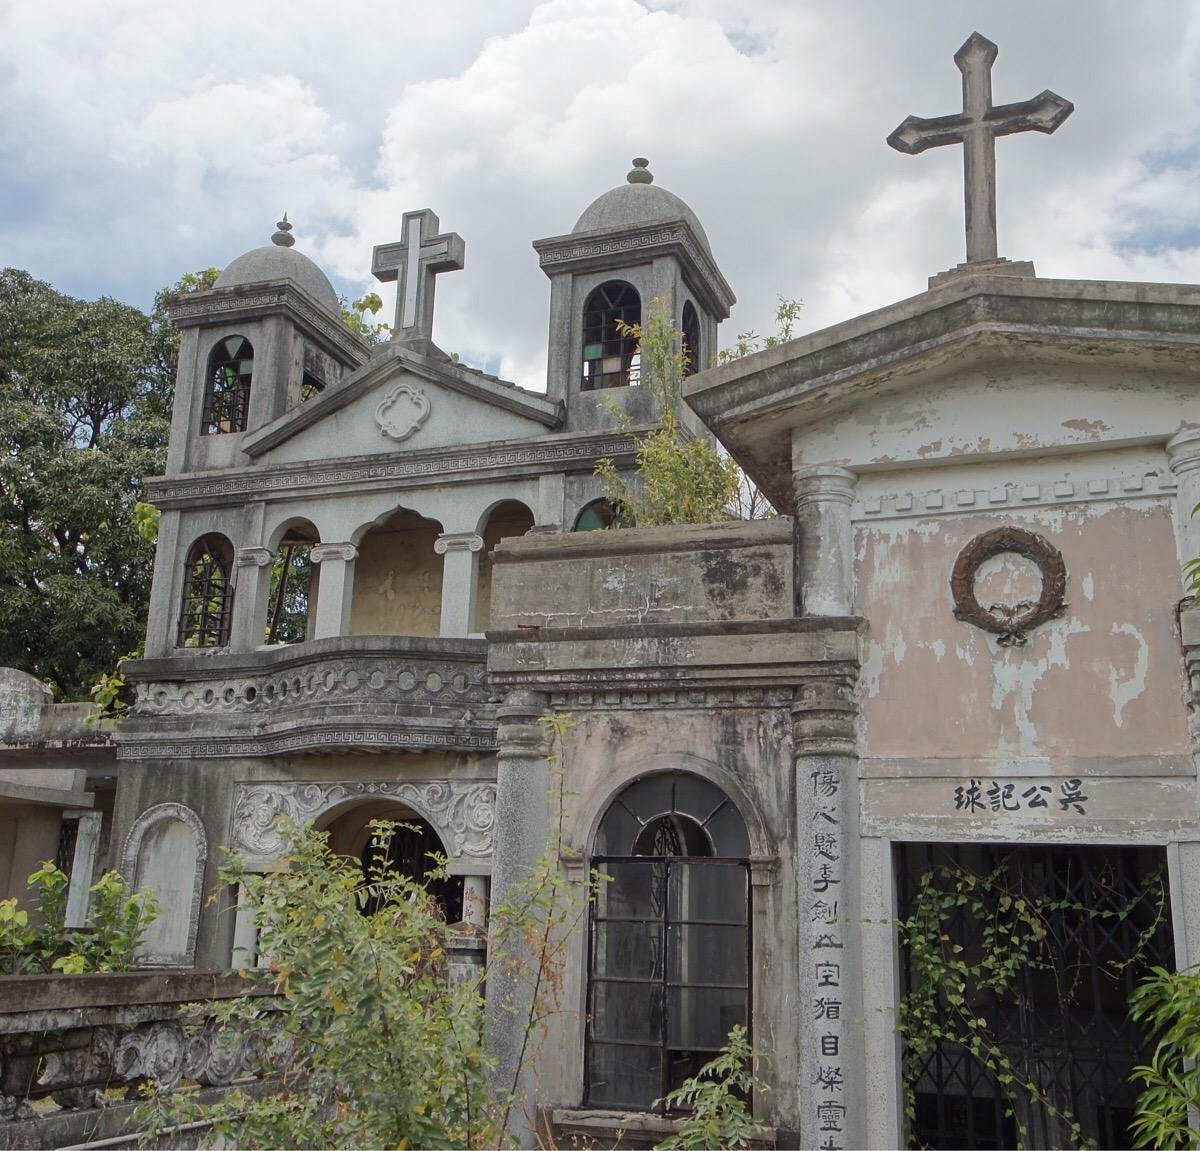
[950,525,1067,647]
[232,779,497,862]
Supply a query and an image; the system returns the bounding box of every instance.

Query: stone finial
[272,214,295,247]
[627,157,653,185]
[887,32,1073,266]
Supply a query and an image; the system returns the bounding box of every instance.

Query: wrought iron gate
[896,842,1172,1150]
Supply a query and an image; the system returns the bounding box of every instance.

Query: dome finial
[627,157,653,185]
[272,214,295,247]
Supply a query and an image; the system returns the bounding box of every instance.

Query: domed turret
[162,216,368,478]
[572,158,713,252]
[215,217,340,313]
[533,159,734,430]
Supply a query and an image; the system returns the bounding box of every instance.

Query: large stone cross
[888,32,1073,264]
[371,209,465,345]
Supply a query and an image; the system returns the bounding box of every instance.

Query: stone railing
[114,635,495,759]
[0,971,280,1150]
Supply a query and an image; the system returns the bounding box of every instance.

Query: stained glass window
[202,335,253,434]
[178,534,234,647]
[582,282,641,391]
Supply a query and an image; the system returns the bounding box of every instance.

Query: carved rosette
[375,382,431,441]
[950,525,1067,647]
[231,779,498,862]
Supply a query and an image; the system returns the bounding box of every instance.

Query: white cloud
[1,0,1199,387]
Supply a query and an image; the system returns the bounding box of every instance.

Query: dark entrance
[896,842,1172,1150]
[362,818,464,924]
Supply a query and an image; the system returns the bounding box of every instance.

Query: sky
[2,0,1198,391]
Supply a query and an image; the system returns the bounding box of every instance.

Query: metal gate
[896,842,1172,1150]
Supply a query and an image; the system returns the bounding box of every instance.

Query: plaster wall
[350,512,444,638]
[853,456,1196,841]
[793,360,1200,470]
[262,368,544,466]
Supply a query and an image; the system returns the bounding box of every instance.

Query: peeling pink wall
[857,502,1189,760]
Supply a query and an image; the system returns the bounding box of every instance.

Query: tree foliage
[0,268,215,698]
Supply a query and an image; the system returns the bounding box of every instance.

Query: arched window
[202,335,254,434]
[582,282,641,391]
[178,534,234,647]
[681,301,701,378]
[573,498,632,532]
[265,523,318,645]
[587,773,750,1110]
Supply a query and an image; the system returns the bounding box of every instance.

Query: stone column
[793,677,863,1151]
[485,690,552,1148]
[309,543,358,639]
[435,532,483,637]
[463,875,489,929]
[1167,430,1200,591]
[143,510,183,657]
[794,467,857,617]
[230,546,272,652]
[63,811,103,928]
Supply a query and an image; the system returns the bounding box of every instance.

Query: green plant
[142,821,498,1149]
[341,291,391,345]
[1128,965,1200,1149]
[0,861,159,974]
[652,1026,769,1151]
[716,296,803,364]
[595,295,739,526]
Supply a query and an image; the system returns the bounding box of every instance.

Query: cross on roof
[887,32,1073,265]
[371,209,465,345]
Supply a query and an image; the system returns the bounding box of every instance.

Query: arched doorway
[321,801,464,924]
[586,772,751,1109]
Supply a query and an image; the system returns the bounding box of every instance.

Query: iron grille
[896,842,1172,1150]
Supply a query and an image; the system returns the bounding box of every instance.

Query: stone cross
[887,32,1073,264]
[371,209,465,344]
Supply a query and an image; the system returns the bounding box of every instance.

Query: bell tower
[533,159,735,432]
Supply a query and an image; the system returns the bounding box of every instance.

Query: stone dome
[572,158,711,252]
[215,218,340,313]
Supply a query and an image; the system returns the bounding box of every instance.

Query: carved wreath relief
[950,526,1067,647]
[375,382,431,441]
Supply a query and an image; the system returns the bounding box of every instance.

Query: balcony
[115,635,494,760]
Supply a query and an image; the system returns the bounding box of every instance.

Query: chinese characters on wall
[809,766,846,1150]
[952,777,1089,815]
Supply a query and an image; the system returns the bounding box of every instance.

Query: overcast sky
[2,1,1197,390]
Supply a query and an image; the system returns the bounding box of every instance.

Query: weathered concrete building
[4,31,1200,1151]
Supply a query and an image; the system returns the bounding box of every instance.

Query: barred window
[582,282,640,391]
[178,534,234,647]
[202,335,253,434]
[681,301,700,377]
[587,773,751,1110]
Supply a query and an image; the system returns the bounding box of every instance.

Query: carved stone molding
[236,546,273,568]
[950,525,1067,647]
[791,679,857,757]
[310,542,358,564]
[435,532,484,555]
[856,471,1176,521]
[120,803,207,967]
[145,434,637,507]
[231,779,497,862]
[375,382,432,442]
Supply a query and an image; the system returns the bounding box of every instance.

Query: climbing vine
[897,856,1167,1150]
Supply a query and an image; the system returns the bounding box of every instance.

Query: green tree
[1129,965,1200,1149]
[0,268,217,698]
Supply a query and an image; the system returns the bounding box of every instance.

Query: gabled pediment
[242,341,561,463]
[686,272,1200,513]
